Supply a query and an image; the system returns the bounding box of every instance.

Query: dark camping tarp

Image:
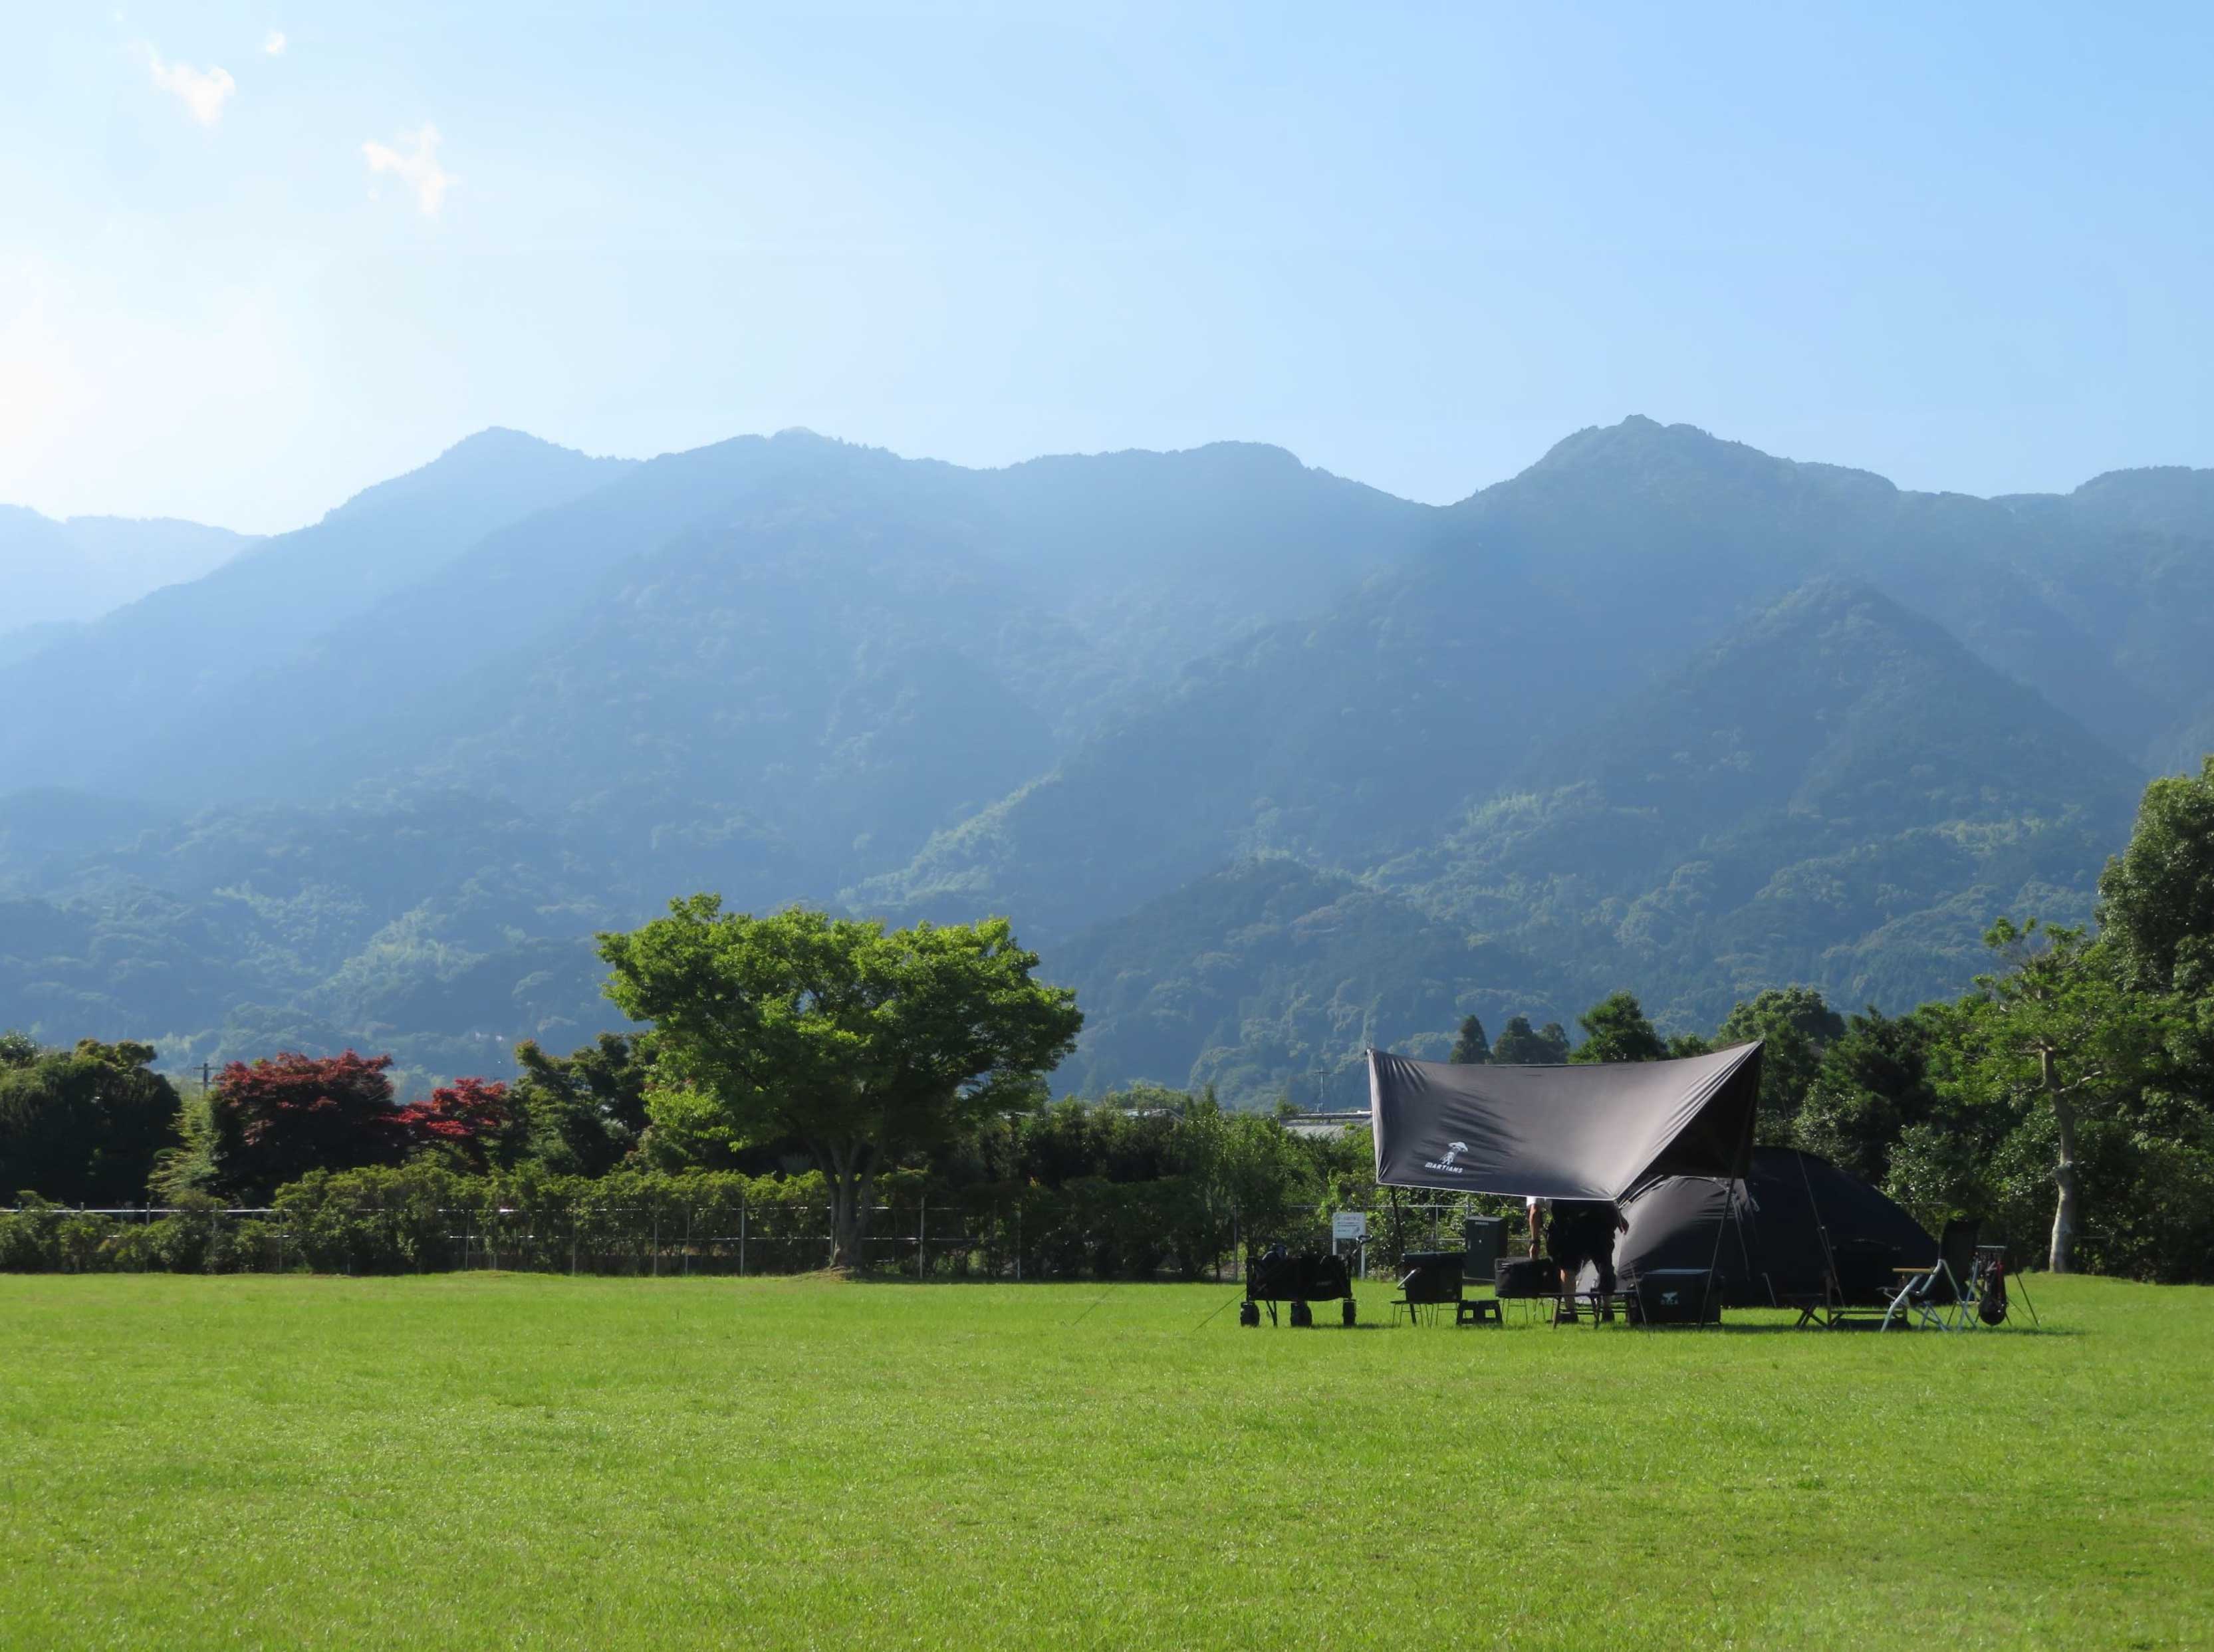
[1367,1042,1762,1201]
[1591,1147,1939,1306]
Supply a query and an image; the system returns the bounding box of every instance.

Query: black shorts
[1551,1240,1617,1292]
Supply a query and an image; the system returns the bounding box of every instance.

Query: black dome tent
[1591,1147,1939,1307]
[1368,1042,1763,1200]
[1367,1044,1937,1318]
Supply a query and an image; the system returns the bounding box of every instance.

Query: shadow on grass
[785,1274,2085,1338]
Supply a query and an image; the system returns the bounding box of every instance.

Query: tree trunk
[820,1139,878,1272]
[2046,1050,2079,1275]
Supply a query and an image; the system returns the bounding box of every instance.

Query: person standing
[1546,1198,1628,1322]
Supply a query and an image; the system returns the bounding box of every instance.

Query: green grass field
[3,1274,2209,1650]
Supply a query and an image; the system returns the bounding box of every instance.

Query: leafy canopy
[2098,755,2214,995]
[598,898,1081,1264]
[205,1050,404,1201]
[1448,1014,1491,1065]
[1568,991,1666,1064]
[1491,1015,1570,1065]
[0,1038,180,1205]
[1947,919,2177,1270]
[509,1034,652,1177]
[1717,985,1846,1142]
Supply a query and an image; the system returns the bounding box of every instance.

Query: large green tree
[1794,1005,1947,1185]
[1491,1015,1570,1065]
[1717,985,1846,1143]
[1448,1014,1491,1064]
[510,1033,652,1177]
[1569,991,1667,1064]
[0,1037,180,1205]
[2098,756,2214,995]
[1953,920,2172,1272]
[598,899,1082,1268]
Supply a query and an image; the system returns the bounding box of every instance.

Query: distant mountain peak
[2062,464,2214,537]
[439,425,587,457]
[323,427,632,529]
[1000,438,1312,481]
[1506,414,1898,503]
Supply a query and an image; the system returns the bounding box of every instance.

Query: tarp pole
[1731,1180,1773,1308]
[1388,1186,1406,1268]
[1796,1149,1842,1323]
[1698,1181,1730,1328]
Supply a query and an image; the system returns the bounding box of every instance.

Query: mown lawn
[1,1272,2208,1650]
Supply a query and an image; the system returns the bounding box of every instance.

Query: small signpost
[1332,1209,1368,1278]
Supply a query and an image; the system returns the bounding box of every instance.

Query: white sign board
[1331,1211,1368,1241]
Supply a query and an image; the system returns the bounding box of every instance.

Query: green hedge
[3,1161,1423,1279]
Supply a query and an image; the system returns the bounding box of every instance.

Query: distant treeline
[0,1104,1377,1282]
[7,761,2214,1282]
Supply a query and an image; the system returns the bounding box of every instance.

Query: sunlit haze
[7,3,2213,531]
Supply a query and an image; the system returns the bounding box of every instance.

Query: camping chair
[1793,1237,1900,1328]
[1493,1254,1560,1322]
[1392,1251,1464,1326]
[1880,1218,1983,1331]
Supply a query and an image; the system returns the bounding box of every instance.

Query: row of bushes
[1,1162,1440,1280]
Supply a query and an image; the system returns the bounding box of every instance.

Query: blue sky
[6,3,2211,532]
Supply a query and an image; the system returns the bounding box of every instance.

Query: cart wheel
[1239,1300,1259,1328]
[1342,1297,1357,1327]
[1290,1299,1314,1328]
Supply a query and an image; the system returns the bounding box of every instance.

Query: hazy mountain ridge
[1449,416,2185,761]
[0,505,258,640]
[0,430,634,792]
[0,416,2207,1104]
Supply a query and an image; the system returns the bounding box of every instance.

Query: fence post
[652,1211,660,1279]
[570,1209,578,1277]
[1015,1202,1023,1282]
[739,1197,747,1278]
[683,1207,692,1278]
[827,1204,835,1270]
[918,1195,926,1282]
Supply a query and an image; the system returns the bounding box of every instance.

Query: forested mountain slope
[0,417,2206,1102]
[1377,580,2143,1026]
[1049,858,1580,1107]
[855,543,1616,936]
[325,484,1081,903]
[0,430,634,790]
[869,419,2207,939]
[1026,581,2142,1103]
[0,788,619,1086]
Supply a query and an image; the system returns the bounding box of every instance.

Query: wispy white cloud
[143,47,236,125]
[362,124,455,216]
[263,30,287,57]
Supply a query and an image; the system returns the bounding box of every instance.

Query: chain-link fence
[1,1176,1523,1282]
[0,1200,1033,1278]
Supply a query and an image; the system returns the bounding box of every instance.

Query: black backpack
[1976,1256,2009,1326]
